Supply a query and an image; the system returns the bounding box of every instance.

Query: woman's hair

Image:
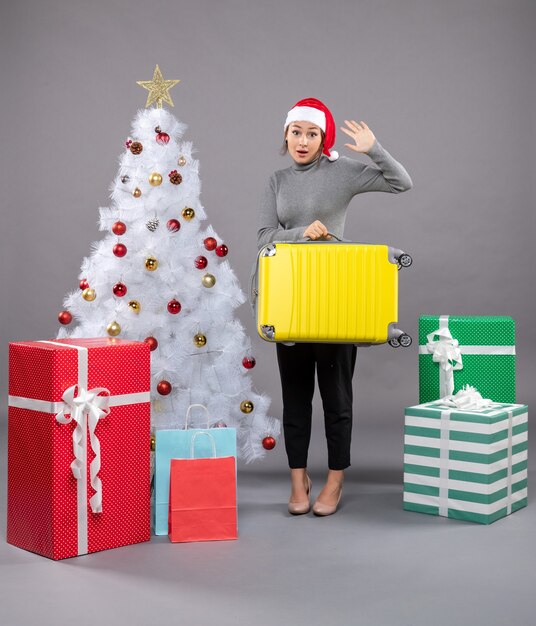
[280,127,325,166]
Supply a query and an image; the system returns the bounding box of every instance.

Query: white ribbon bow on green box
[425,326,463,397]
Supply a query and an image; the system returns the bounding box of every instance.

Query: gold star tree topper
[137,65,180,109]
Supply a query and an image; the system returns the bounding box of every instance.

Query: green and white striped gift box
[404,401,528,524]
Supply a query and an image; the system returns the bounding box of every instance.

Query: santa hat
[284,97,339,161]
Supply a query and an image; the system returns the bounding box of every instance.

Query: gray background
[1,1,535,625]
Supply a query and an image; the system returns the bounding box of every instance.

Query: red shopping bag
[168,432,237,542]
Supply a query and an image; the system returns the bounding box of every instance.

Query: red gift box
[7,338,151,560]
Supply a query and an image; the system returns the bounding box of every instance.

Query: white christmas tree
[57,66,279,461]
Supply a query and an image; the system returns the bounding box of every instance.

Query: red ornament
[125,139,133,149]
[262,436,276,451]
[113,243,127,257]
[79,279,89,290]
[194,255,208,269]
[156,132,170,145]
[167,219,181,233]
[113,282,127,297]
[216,244,228,257]
[204,237,217,251]
[157,380,172,395]
[58,310,72,325]
[112,221,127,236]
[242,357,256,369]
[144,336,158,351]
[167,299,182,314]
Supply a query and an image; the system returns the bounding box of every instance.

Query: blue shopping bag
[154,404,237,535]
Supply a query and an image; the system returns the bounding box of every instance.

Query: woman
[257,98,412,516]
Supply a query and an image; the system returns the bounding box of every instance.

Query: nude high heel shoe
[312,487,342,517]
[288,476,312,515]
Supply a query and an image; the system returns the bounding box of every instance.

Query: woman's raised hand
[340,120,376,154]
[303,220,332,240]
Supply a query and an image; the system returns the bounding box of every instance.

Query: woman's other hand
[340,120,376,154]
[303,220,332,240]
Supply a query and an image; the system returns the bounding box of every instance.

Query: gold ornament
[133,187,142,198]
[178,156,187,167]
[182,207,195,221]
[150,434,156,452]
[145,257,158,271]
[202,273,216,288]
[136,65,181,109]
[129,300,141,313]
[107,321,121,337]
[149,172,163,186]
[82,288,96,302]
[240,400,254,414]
[194,333,207,347]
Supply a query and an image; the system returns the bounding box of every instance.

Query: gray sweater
[257,141,412,249]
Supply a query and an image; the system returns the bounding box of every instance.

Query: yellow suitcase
[251,240,412,346]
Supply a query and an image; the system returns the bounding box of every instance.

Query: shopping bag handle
[190,431,217,459]
[185,404,210,430]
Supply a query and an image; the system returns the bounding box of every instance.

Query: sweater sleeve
[257,174,306,250]
[346,141,413,195]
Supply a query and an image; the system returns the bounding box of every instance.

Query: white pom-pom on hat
[327,150,339,162]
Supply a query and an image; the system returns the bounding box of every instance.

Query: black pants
[276,343,357,470]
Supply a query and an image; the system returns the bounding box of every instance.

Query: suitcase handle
[303,232,346,242]
[249,262,259,311]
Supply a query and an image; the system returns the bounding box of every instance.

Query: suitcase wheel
[397,253,413,269]
[388,337,400,348]
[260,325,276,340]
[399,334,412,347]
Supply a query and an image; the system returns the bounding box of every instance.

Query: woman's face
[286,122,323,164]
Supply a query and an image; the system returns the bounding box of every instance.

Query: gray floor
[1,420,535,626]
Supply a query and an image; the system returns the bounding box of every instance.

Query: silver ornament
[146,217,160,232]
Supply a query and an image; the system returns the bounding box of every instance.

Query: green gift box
[404,400,528,524]
[419,315,516,403]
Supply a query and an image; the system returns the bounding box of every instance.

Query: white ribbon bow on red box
[55,384,111,514]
